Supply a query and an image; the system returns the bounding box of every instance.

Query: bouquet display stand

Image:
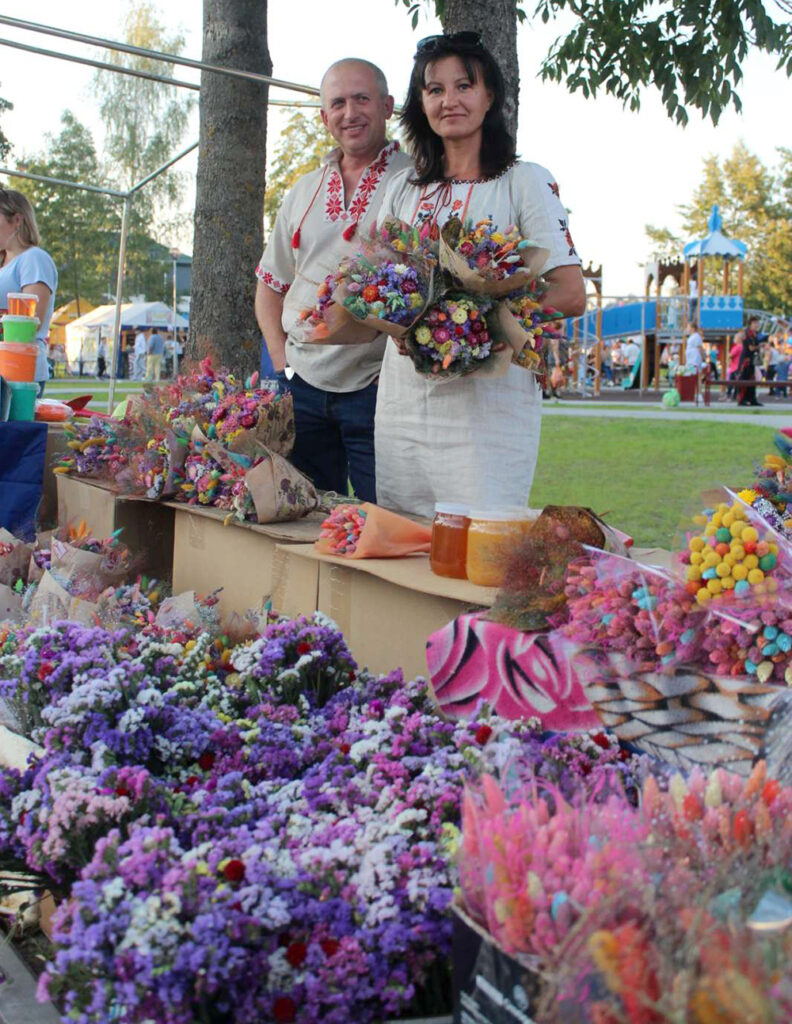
[278,544,497,680]
[56,474,174,579]
[168,502,327,620]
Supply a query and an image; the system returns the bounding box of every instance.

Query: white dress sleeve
[509,162,582,275]
[376,167,415,228]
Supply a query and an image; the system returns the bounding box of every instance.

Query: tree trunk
[442,0,520,139]
[188,0,271,374]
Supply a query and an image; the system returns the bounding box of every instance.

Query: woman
[374,33,585,517]
[0,189,58,395]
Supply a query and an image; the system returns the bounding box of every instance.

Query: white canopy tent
[64,302,189,375]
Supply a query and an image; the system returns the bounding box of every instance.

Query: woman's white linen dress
[374,162,581,517]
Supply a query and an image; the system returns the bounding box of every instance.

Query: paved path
[542,403,792,428]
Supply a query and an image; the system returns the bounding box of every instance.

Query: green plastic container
[1,314,38,343]
[8,380,37,421]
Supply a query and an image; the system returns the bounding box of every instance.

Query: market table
[56,474,175,580]
[273,544,497,681]
[167,502,328,620]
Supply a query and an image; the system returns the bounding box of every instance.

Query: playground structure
[565,206,785,395]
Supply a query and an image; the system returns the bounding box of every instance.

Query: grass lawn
[44,381,145,409]
[531,417,770,548]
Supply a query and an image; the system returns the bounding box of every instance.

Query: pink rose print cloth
[427,613,599,730]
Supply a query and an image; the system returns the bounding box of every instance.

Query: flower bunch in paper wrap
[498,284,566,374]
[300,217,437,344]
[56,418,131,480]
[402,216,552,382]
[315,502,431,558]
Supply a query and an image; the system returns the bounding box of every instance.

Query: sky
[0,0,790,298]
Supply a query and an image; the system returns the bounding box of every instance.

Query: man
[146,327,164,382]
[255,59,411,502]
[96,337,107,379]
[133,327,148,380]
[684,323,703,373]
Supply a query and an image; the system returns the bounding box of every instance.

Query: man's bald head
[320,59,389,105]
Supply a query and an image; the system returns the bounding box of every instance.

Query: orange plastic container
[7,293,38,317]
[0,340,37,382]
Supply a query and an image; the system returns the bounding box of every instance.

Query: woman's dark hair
[400,36,516,184]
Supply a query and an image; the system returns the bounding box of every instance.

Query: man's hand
[255,279,288,372]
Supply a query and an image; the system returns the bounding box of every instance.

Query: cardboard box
[56,474,175,580]
[169,504,325,620]
[281,545,496,680]
[453,904,542,1024]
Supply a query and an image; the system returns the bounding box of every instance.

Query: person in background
[724,331,743,400]
[0,188,57,396]
[737,316,762,407]
[255,58,411,502]
[133,327,148,380]
[775,341,790,399]
[96,337,108,378]
[146,327,164,382]
[684,323,703,375]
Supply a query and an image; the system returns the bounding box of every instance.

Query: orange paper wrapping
[315,502,432,559]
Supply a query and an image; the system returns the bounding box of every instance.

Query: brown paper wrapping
[27,570,101,626]
[315,502,432,559]
[225,392,296,459]
[0,528,32,586]
[0,583,23,622]
[245,450,318,523]
[439,218,550,297]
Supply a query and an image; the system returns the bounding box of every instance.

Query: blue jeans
[277,371,378,501]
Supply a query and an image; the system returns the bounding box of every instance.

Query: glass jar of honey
[466,509,534,588]
[430,503,470,579]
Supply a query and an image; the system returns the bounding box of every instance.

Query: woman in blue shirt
[0,189,58,394]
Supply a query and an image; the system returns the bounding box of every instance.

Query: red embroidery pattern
[324,141,400,224]
[255,262,290,294]
[558,219,577,257]
[548,181,560,198]
[451,199,463,212]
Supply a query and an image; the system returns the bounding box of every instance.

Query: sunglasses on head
[415,31,484,56]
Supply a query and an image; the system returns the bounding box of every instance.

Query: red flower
[339,742,351,755]
[733,809,753,847]
[320,938,340,958]
[682,793,703,822]
[273,997,297,1023]
[185,775,200,787]
[286,941,307,968]
[591,732,611,750]
[296,642,312,655]
[115,786,131,798]
[37,661,55,682]
[762,779,781,805]
[475,724,493,745]
[198,752,216,771]
[223,859,246,883]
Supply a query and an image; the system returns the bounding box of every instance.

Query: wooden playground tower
[646,205,747,388]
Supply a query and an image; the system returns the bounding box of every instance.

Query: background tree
[93,1,194,302]
[0,87,12,160]
[263,110,332,233]
[646,142,792,314]
[398,0,792,127]
[21,112,117,309]
[188,0,271,373]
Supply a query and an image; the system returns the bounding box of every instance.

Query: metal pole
[0,15,320,96]
[0,165,125,197]
[128,142,199,195]
[0,38,322,107]
[107,196,131,415]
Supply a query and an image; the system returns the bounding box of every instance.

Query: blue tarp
[0,421,47,539]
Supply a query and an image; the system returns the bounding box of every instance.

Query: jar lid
[434,502,470,516]
[469,508,534,521]
[1,314,39,323]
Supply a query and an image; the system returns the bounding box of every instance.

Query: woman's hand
[393,337,409,356]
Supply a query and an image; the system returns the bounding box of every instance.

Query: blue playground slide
[568,295,743,340]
